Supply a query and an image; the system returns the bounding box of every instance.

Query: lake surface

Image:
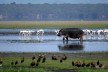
[0,29,108,53]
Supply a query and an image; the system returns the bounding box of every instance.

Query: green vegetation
[0,57,108,72]
[0,21,108,29]
[0,53,108,72]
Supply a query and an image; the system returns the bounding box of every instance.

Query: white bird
[36,29,44,36]
[36,29,44,41]
[19,30,35,40]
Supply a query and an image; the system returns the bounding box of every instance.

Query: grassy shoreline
[0,52,108,58]
[0,21,108,29]
[0,52,108,72]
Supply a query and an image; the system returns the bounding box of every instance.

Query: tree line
[0,3,108,21]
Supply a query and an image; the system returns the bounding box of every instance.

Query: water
[0,29,108,53]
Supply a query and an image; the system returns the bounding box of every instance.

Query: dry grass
[0,21,108,29]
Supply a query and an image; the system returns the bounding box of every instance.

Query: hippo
[57,28,84,41]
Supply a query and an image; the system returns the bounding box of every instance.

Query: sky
[0,0,108,4]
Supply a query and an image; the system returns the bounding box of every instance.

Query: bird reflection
[58,41,84,51]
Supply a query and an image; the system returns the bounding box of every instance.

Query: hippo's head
[57,29,62,36]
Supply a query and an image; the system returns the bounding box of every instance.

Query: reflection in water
[58,41,84,51]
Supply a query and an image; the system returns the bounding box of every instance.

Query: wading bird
[21,57,25,63]
[15,60,18,66]
[0,59,3,66]
[35,62,39,67]
[11,60,14,66]
[32,55,35,60]
[30,61,35,67]
[42,54,46,63]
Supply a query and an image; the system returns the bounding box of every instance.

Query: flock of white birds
[19,29,108,40]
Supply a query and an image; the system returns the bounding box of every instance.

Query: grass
[0,21,108,29]
[0,67,47,72]
[0,56,108,72]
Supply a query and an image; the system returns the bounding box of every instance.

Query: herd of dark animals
[0,54,46,67]
[0,54,105,69]
[71,60,104,68]
[30,54,46,67]
[52,54,67,63]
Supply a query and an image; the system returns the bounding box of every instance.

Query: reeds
[0,21,108,29]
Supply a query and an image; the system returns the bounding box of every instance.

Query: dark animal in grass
[0,59,3,66]
[60,58,63,63]
[38,54,43,58]
[37,55,42,62]
[37,58,41,62]
[97,60,100,65]
[32,55,35,60]
[72,61,75,66]
[99,64,104,68]
[62,54,67,60]
[30,61,35,67]
[42,56,46,63]
[52,55,55,60]
[21,57,24,63]
[86,63,90,67]
[81,61,85,67]
[96,62,104,69]
[11,60,14,66]
[15,60,18,66]
[0,59,3,64]
[52,55,58,60]
[91,62,95,68]
[36,62,39,67]
[75,61,81,67]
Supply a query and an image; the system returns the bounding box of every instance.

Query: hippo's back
[61,28,83,35]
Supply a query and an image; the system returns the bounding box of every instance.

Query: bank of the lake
[0,21,108,29]
[0,52,108,72]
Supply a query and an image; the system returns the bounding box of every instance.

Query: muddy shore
[0,52,108,59]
